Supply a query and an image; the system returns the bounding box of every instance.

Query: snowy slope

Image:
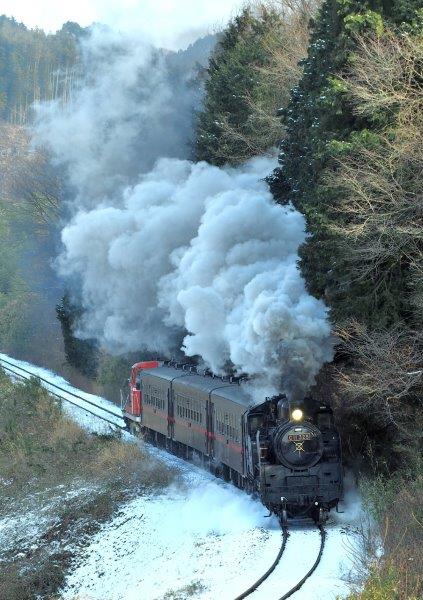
[61,454,362,600]
[0,354,364,599]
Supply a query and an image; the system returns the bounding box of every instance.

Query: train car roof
[212,383,255,408]
[141,366,255,408]
[141,366,193,382]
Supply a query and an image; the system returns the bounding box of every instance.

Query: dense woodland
[196,1,422,596]
[0,19,80,350]
[196,3,314,164]
[0,16,85,123]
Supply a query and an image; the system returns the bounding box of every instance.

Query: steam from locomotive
[34,28,334,399]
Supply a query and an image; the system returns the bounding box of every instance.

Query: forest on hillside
[0,16,86,123]
[0,18,84,368]
[0,18,216,381]
[0,1,421,598]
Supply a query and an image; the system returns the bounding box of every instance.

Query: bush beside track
[344,476,423,600]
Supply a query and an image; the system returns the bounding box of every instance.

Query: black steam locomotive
[123,361,343,524]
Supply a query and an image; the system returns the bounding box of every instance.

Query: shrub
[0,371,173,492]
[346,475,423,600]
[0,371,174,599]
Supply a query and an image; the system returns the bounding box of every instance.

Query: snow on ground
[0,354,364,599]
[0,483,99,557]
[61,456,363,600]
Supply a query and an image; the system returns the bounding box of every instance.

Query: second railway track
[0,355,125,429]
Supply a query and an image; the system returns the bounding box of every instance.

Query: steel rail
[234,524,325,600]
[0,360,125,429]
[1,357,327,600]
[0,356,123,421]
[278,524,326,600]
[234,526,289,600]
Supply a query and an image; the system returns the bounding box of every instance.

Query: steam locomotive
[122,361,343,524]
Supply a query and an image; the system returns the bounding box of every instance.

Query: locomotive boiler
[122,360,343,524]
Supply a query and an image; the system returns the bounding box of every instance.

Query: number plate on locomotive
[288,432,313,442]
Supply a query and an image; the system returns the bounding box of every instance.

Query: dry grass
[346,563,421,600]
[0,369,173,599]
[0,557,67,600]
[160,581,206,599]
[0,370,172,494]
[345,476,423,600]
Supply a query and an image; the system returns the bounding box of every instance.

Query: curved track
[278,524,326,600]
[236,524,326,600]
[234,526,289,600]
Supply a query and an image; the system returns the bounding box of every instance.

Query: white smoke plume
[34,28,334,398]
[34,26,207,204]
[56,156,333,397]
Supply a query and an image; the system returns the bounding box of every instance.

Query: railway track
[235,526,289,600]
[0,356,125,429]
[235,524,326,600]
[1,355,328,600]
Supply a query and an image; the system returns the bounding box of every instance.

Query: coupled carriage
[122,361,343,524]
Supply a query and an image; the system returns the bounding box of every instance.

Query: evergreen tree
[196,4,312,165]
[269,0,423,327]
[56,294,99,377]
[269,0,423,472]
[0,16,85,123]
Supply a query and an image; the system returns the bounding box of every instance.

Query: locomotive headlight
[292,409,303,422]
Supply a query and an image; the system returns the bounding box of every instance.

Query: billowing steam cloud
[34,26,207,203]
[34,28,333,398]
[158,160,333,395]
[56,156,333,397]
